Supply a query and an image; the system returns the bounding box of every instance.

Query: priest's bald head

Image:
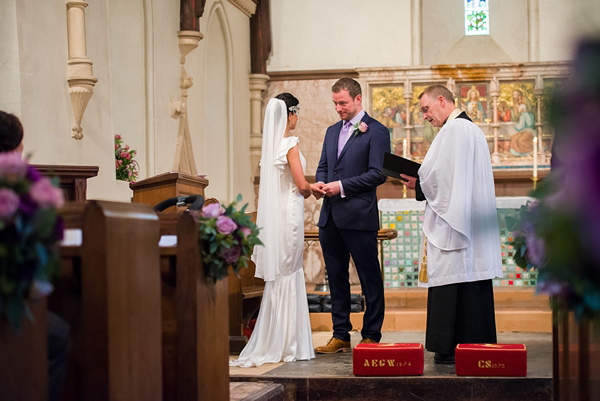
[418,85,456,128]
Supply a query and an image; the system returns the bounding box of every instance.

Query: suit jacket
[316,112,390,231]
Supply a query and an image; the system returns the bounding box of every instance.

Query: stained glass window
[465,0,489,36]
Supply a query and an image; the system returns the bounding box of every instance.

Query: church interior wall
[0,0,255,207]
[268,0,413,71]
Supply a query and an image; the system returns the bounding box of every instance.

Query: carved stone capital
[178,30,203,65]
[249,73,269,93]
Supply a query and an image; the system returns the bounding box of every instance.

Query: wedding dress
[230,99,315,367]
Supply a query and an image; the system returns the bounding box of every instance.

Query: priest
[401,85,502,364]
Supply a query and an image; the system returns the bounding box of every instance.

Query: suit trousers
[319,216,385,342]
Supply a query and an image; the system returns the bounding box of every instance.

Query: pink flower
[29,177,64,208]
[201,203,221,218]
[216,215,237,234]
[115,134,122,140]
[115,144,118,150]
[359,122,368,132]
[125,145,130,151]
[240,226,252,237]
[0,153,28,182]
[221,245,241,264]
[0,188,20,218]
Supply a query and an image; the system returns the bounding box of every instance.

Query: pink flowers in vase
[115,134,139,183]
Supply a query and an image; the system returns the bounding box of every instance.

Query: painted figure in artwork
[463,86,486,123]
[509,90,536,156]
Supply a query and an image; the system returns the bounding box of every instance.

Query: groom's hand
[311,182,326,200]
[323,182,341,197]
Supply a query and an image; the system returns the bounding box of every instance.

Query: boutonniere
[353,121,368,137]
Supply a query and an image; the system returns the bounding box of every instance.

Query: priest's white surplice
[418,110,502,287]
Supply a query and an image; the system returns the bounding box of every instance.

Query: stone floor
[230,331,553,401]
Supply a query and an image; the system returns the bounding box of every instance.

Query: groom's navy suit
[316,111,390,342]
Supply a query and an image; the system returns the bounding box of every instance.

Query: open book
[382,152,421,180]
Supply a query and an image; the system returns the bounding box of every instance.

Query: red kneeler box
[455,344,527,377]
[353,343,424,376]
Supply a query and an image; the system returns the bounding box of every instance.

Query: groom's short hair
[332,78,362,99]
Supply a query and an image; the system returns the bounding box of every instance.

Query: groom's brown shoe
[359,338,378,344]
[315,337,351,354]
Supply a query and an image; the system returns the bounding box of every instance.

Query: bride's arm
[287,146,311,198]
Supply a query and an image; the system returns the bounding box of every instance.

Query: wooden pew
[52,201,163,401]
[159,211,230,401]
[0,299,49,401]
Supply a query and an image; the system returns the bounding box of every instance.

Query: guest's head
[0,110,24,154]
[331,78,362,121]
[275,92,299,131]
[418,85,456,128]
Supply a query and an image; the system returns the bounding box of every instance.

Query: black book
[382,152,421,180]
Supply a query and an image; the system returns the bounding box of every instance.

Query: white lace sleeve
[274,136,299,169]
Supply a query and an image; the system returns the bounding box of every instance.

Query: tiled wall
[379,197,537,288]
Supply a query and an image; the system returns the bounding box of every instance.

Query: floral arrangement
[353,121,368,136]
[0,154,64,329]
[115,134,139,183]
[507,40,600,320]
[194,195,262,282]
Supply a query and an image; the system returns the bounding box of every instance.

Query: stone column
[249,73,269,175]
[171,30,203,175]
[403,79,413,158]
[490,76,501,165]
[533,75,546,164]
[66,0,97,140]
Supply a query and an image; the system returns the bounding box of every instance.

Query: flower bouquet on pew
[193,195,261,283]
[0,154,64,329]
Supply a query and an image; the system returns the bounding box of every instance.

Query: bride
[230,93,315,367]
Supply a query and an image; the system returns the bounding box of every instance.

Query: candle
[533,136,538,178]
[403,139,407,158]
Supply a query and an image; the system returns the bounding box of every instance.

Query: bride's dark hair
[275,93,299,116]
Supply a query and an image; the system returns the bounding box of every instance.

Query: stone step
[310,308,552,333]
[230,381,284,401]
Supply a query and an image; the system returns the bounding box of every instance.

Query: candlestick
[533,136,538,178]
[403,139,407,158]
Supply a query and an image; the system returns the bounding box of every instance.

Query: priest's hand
[311,182,326,200]
[323,182,341,197]
[400,174,417,189]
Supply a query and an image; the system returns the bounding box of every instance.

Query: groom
[311,78,390,353]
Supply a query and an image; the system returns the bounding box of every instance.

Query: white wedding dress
[230,134,315,367]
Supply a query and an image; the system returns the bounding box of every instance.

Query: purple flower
[0,188,20,218]
[201,203,221,218]
[0,153,27,182]
[29,178,64,208]
[525,235,545,267]
[221,246,241,264]
[26,165,42,183]
[537,280,570,297]
[216,215,237,234]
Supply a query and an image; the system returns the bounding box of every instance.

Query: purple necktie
[337,121,353,157]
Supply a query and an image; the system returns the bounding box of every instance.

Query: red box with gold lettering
[353,343,424,376]
[455,344,527,377]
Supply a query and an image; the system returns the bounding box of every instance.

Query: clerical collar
[442,109,463,126]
